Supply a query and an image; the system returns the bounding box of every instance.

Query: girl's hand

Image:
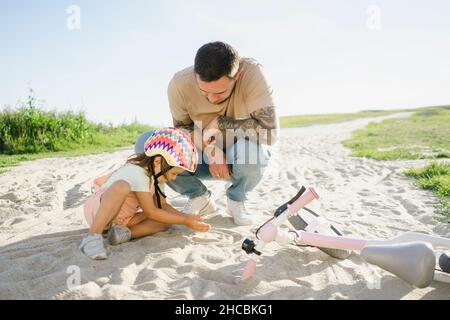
[184,214,211,232]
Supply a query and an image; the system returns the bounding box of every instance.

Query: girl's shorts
[83,187,141,230]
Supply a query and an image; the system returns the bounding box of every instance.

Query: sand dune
[1,113,449,299]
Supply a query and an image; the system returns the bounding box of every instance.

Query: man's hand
[204,144,232,180]
[209,161,232,180]
[202,116,221,146]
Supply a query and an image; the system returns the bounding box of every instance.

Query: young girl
[79,127,211,260]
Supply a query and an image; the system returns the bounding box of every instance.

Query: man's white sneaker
[79,234,108,260]
[183,190,217,215]
[226,198,256,226]
[107,225,132,246]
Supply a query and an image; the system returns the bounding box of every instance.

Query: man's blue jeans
[135,131,271,202]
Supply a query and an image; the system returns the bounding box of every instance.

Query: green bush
[0,90,155,173]
[0,91,94,154]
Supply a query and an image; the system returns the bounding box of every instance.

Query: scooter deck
[288,208,352,260]
[270,186,350,260]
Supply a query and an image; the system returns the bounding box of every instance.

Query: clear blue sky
[1,0,450,126]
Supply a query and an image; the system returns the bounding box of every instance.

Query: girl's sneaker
[107,225,132,245]
[79,234,108,260]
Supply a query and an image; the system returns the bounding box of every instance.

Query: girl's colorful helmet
[144,127,198,173]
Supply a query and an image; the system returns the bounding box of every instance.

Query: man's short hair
[194,41,239,82]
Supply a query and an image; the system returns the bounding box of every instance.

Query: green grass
[405,162,450,221]
[280,110,403,128]
[0,91,153,173]
[342,106,450,160]
[0,123,152,174]
[341,106,450,221]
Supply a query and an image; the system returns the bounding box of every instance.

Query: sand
[0,113,449,300]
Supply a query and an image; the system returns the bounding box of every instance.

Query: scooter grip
[288,187,320,214]
[241,259,257,281]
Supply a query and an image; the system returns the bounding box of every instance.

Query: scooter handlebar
[288,187,320,214]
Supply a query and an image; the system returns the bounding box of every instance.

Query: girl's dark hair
[126,153,172,178]
[127,153,172,208]
[194,41,239,82]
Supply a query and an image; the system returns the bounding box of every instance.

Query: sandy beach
[1,113,449,300]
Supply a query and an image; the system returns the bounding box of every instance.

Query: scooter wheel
[439,253,450,273]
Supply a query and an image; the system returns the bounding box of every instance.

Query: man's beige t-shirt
[168,57,275,130]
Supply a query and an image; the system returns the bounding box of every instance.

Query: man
[136,41,279,225]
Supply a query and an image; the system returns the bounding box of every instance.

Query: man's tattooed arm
[217,106,279,145]
[173,118,194,133]
[173,118,205,150]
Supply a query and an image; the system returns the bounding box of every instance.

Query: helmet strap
[149,157,171,208]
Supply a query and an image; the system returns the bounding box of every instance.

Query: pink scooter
[241,186,450,288]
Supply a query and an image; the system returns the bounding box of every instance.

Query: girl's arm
[136,192,210,232]
[156,194,184,215]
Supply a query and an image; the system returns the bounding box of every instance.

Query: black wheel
[439,253,450,273]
